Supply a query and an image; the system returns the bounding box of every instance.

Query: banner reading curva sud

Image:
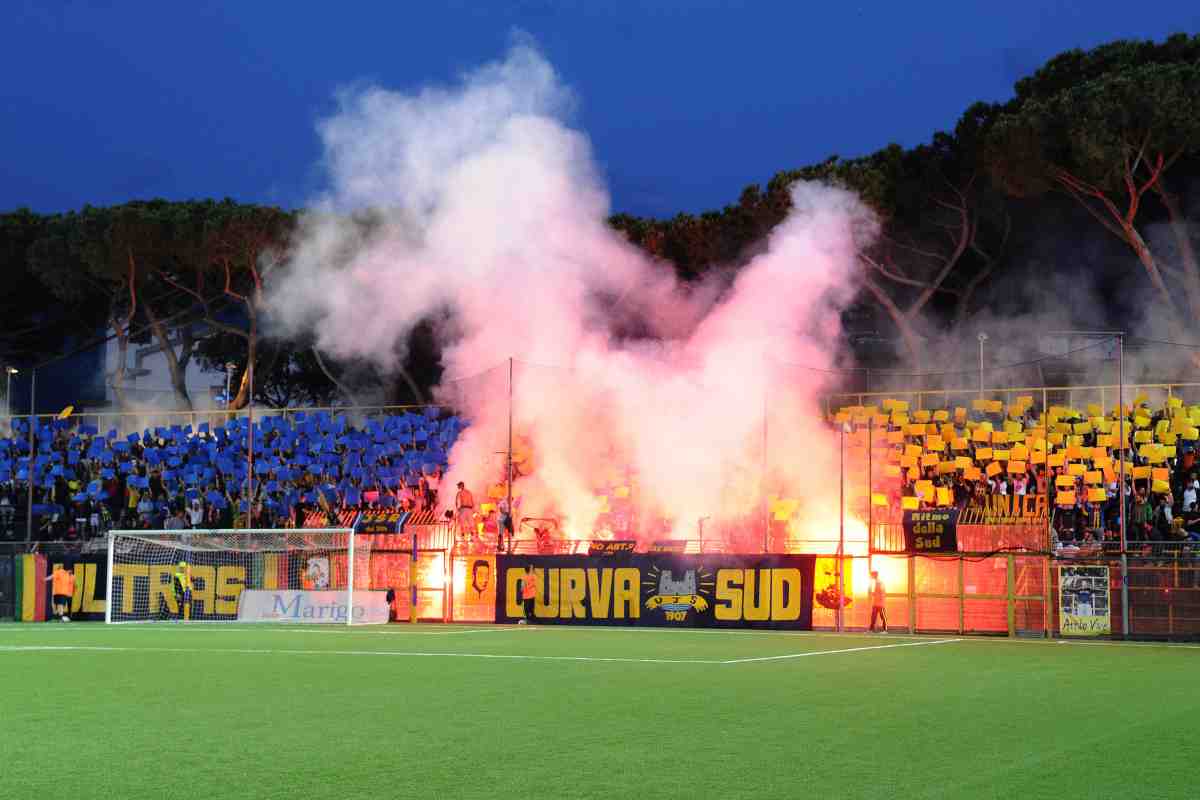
[496,554,815,629]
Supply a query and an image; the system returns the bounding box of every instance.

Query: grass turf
[1,623,1196,800]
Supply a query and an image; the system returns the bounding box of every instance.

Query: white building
[103,324,232,411]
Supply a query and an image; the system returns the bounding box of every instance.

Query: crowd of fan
[0,410,458,542]
[6,392,1200,558]
[833,394,1200,555]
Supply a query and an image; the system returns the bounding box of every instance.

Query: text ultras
[111,564,246,615]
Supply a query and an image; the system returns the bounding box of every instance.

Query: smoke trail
[268,39,877,540]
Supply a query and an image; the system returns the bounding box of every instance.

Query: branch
[222,256,251,308]
[156,269,207,307]
[950,202,1011,327]
[903,188,972,320]
[311,347,359,407]
[861,275,922,365]
[157,267,250,341]
[887,237,947,262]
[860,253,958,294]
[1121,150,1164,227]
[1051,168,1132,240]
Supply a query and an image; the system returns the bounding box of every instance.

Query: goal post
[104,529,382,625]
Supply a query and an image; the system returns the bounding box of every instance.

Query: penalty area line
[0,644,722,665]
[722,637,963,664]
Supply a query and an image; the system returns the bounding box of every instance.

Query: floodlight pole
[225,362,236,410]
[1049,330,1129,637]
[838,423,848,632]
[867,416,873,556]
[506,357,513,546]
[977,333,988,397]
[25,368,36,542]
[246,357,255,523]
[1117,333,1129,638]
[5,367,16,422]
[762,385,769,553]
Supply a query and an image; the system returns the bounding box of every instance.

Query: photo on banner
[1058,565,1111,636]
[452,555,496,622]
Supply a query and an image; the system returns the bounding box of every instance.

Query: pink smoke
[267,39,877,544]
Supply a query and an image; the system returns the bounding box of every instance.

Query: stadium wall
[7,543,1196,639]
[0,554,13,620]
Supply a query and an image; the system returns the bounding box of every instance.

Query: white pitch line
[0,644,722,665]
[1050,638,1200,650]
[1,622,1193,650]
[127,626,514,637]
[722,638,963,664]
[0,625,516,637]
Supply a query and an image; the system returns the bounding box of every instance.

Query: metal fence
[2,403,449,439]
[826,381,1200,418]
[4,540,1198,638]
[810,553,1050,636]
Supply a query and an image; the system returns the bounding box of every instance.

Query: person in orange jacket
[45,565,76,622]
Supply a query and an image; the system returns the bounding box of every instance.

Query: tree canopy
[985,35,1200,326]
[2,33,1198,403]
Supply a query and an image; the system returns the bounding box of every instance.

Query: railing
[1,403,451,438]
[826,381,1200,416]
[871,521,1050,554]
[1055,540,1200,560]
[10,379,1199,436]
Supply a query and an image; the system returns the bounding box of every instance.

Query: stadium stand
[0,409,461,542]
[825,393,1200,554]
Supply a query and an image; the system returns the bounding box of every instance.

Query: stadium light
[4,367,16,421]
[25,367,36,542]
[225,362,237,409]
[977,332,989,396]
[838,421,850,633]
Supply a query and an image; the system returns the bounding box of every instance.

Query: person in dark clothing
[868,571,887,633]
[519,564,537,624]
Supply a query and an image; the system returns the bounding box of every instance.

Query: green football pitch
[1,623,1196,800]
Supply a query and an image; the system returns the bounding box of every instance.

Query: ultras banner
[903,509,959,553]
[42,556,108,622]
[495,554,816,629]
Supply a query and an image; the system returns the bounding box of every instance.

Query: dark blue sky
[3,1,1196,219]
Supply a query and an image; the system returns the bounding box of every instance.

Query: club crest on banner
[642,564,713,623]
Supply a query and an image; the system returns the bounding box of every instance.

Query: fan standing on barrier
[173,561,193,622]
[455,482,475,542]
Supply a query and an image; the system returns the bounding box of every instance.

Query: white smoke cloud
[268,39,877,542]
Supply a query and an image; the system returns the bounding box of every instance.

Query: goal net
[105,529,382,625]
